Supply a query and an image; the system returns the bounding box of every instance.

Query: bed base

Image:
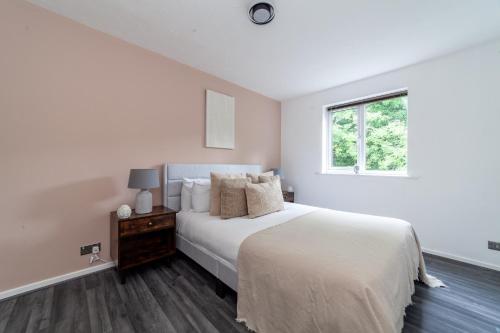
[176,234,238,296]
[215,280,229,298]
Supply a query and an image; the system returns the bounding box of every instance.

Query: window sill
[316,171,418,179]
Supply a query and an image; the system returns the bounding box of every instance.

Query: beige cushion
[245,178,284,219]
[247,171,274,184]
[220,178,251,219]
[210,172,246,216]
[259,174,281,184]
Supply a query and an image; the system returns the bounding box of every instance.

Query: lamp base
[135,189,152,214]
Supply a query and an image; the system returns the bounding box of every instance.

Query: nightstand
[110,206,176,284]
[282,190,295,203]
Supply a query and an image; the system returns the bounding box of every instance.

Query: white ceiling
[28,0,500,101]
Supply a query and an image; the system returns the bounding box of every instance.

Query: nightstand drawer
[120,215,175,237]
[119,230,175,270]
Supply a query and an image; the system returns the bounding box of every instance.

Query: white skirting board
[0,262,115,301]
[1,250,498,301]
[422,248,500,272]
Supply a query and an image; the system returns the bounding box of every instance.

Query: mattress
[176,202,318,270]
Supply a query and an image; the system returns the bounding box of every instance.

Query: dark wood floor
[1,253,499,333]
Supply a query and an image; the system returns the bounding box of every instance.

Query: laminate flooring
[1,253,499,333]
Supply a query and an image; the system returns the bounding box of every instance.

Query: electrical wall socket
[488,241,500,251]
[80,242,101,255]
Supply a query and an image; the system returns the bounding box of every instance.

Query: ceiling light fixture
[249,1,275,25]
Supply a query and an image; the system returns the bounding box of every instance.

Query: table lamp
[128,169,160,214]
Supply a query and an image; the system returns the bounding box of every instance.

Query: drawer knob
[148,221,153,226]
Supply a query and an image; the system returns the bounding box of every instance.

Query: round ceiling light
[249,2,275,25]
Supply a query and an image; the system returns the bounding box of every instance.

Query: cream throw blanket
[237,209,443,333]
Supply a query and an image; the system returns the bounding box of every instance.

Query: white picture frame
[205,89,235,149]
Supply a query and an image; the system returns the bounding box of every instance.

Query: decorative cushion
[192,182,211,212]
[220,178,251,219]
[258,174,281,184]
[247,171,274,184]
[245,178,284,218]
[210,172,246,216]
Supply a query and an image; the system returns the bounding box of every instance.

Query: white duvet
[176,202,318,269]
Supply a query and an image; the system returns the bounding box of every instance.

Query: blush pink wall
[0,1,281,292]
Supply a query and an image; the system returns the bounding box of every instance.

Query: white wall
[282,39,500,270]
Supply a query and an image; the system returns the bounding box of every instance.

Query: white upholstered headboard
[163,163,262,211]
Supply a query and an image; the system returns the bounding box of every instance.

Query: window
[325,91,408,175]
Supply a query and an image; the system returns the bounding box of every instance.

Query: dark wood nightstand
[110,206,176,283]
[282,191,294,203]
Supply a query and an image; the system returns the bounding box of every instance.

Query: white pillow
[191,182,211,212]
[180,179,194,211]
[181,178,210,211]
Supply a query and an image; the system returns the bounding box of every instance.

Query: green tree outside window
[330,96,407,172]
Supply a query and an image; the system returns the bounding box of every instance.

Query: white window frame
[324,91,408,176]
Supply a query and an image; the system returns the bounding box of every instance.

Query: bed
[176,202,317,290]
[163,163,264,290]
[163,163,443,333]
